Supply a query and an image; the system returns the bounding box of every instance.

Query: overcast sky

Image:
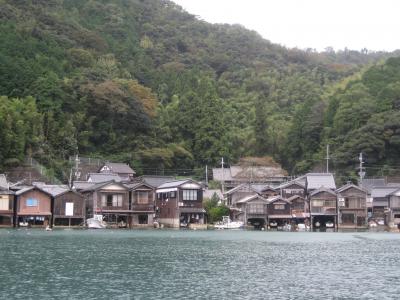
[172,0,399,52]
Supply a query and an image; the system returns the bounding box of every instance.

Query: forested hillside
[0,0,398,180]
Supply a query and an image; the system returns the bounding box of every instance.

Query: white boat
[87,214,107,229]
[19,221,29,227]
[214,216,244,229]
[269,221,278,227]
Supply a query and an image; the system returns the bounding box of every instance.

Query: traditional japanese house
[155,179,205,228]
[336,183,367,228]
[127,182,155,226]
[39,185,85,227]
[253,185,279,198]
[235,194,269,229]
[224,183,259,207]
[305,173,336,193]
[288,195,310,225]
[388,188,400,228]
[99,162,135,182]
[135,175,175,188]
[82,180,130,227]
[370,186,399,224]
[359,178,386,217]
[309,187,337,229]
[15,186,52,227]
[277,180,306,199]
[267,196,292,227]
[0,187,14,227]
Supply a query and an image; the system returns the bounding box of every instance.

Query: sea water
[0,229,399,299]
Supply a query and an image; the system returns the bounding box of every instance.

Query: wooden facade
[288,195,310,224]
[83,181,130,227]
[388,189,400,227]
[129,182,155,226]
[279,182,305,199]
[337,184,367,228]
[16,187,52,227]
[235,194,268,228]
[267,196,292,226]
[309,188,337,229]
[53,190,85,227]
[156,179,205,227]
[0,190,14,227]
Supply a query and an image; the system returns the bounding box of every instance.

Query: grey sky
[172,0,399,52]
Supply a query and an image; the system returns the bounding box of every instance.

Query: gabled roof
[101,162,135,174]
[310,187,337,197]
[212,165,287,182]
[286,194,305,202]
[34,184,72,197]
[336,183,367,194]
[73,181,96,191]
[236,194,268,204]
[0,174,8,189]
[157,179,200,190]
[371,187,399,198]
[267,195,290,204]
[277,180,305,190]
[306,173,336,190]
[87,173,122,183]
[124,182,154,191]
[15,186,53,197]
[136,175,175,188]
[82,180,128,192]
[359,178,386,192]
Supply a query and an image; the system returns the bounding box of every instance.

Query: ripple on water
[0,230,400,299]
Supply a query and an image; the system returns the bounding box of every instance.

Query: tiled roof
[35,184,70,197]
[336,183,367,194]
[310,187,337,197]
[87,173,122,183]
[82,180,128,192]
[73,181,96,191]
[371,187,399,198]
[157,179,196,189]
[306,173,336,190]
[137,175,175,188]
[102,162,135,174]
[212,166,286,182]
[359,178,386,192]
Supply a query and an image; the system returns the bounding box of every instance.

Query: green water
[1,229,400,299]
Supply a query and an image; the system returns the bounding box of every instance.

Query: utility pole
[221,157,225,195]
[205,165,208,186]
[326,144,330,173]
[359,152,365,182]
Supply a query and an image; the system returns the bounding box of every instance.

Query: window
[26,198,38,207]
[107,195,113,207]
[183,190,197,201]
[248,204,264,214]
[292,201,304,211]
[137,191,149,204]
[169,191,176,198]
[312,200,324,207]
[0,197,9,210]
[274,204,285,210]
[101,194,123,207]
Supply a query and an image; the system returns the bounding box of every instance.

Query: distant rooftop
[0,174,8,189]
[87,173,122,183]
[101,162,135,175]
[212,165,287,183]
[137,175,175,188]
[306,173,336,190]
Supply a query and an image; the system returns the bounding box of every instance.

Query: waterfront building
[0,177,14,227]
[388,189,400,228]
[336,183,368,228]
[370,186,399,225]
[288,195,310,225]
[82,180,130,227]
[126,182,155,226]
[277,180,306,199]
[234,194,269,228]
[15,186,52,227]
[155,179,205,228]
[38,184,85,227]
[267,195,292,227]
[309,187,337,229]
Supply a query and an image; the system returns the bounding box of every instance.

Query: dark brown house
[278,180,306,199]
[128,182,155,226]
[235,194,269,228]
[267,196,292,227]
[336,183,367,228]
[15,186,52,227]
[288,195,310,225]
[39,185,85,227]
[156,179,205,228]
[309,187,337,229]
[82,180,130,227]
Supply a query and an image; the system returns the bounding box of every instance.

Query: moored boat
[215,216,244,229]
[87,214,107,229]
